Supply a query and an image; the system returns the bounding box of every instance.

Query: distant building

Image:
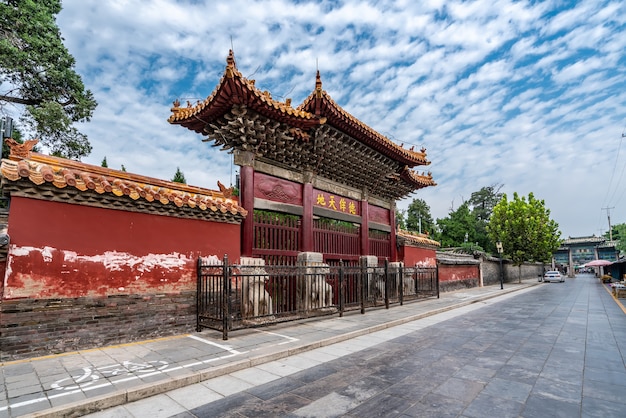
[553,235,619,273]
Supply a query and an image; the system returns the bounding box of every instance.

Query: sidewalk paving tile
[0,280,558,417]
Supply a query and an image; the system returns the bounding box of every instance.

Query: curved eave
[299,90,430,167]
[399,166,436,190]
[169,53,322,134]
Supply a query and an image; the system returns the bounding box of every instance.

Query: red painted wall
[438,264,479,283]
[3,197,240,299]
[368,204,390,225]
[399,246,437,267]
[0,259,5,296]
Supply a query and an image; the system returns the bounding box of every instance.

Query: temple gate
[169,50,436,264]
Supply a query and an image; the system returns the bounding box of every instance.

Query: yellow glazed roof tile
[396,229,441,247]
[1,140,247,219]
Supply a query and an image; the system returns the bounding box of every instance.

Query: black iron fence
[197,255,438,339]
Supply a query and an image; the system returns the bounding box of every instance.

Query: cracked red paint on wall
[439,265,479,282]
[2,197,241,300]
[4,245,197,298]
[400,246,437,267]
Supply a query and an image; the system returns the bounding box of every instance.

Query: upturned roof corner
[168,50,436,200]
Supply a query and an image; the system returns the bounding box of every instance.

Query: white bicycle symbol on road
[51,360,169,391]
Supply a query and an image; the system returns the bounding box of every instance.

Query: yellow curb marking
[601,282,626,315]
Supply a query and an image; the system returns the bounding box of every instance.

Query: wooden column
[234,150,255,257]
[360,190,369,256]
[390,201,397,262]
[301,171,314,252]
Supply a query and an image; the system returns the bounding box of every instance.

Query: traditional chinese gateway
[169,50,436,265]
[0,51,441,360]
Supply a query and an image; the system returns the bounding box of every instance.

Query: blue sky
[32,1,626,238]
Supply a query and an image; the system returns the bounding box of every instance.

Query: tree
[0,0,97,159]
[468,184,504,252]
[488,192,561,282]
[100,156,108,168]
[1,123,22,158]
[405,198,435,235]
[171,167,186,184]
[395,208,406,230]
[436,202,478,248]
[607,223,626,255]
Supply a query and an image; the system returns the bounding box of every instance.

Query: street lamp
[496,241,504,290]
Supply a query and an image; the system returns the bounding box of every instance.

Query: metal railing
[197,256,438,339]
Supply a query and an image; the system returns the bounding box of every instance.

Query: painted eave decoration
[1,139,247,223]
[168,50,436,200]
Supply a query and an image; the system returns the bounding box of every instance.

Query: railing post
[399,263,404,306]
[339,260,344,317]
[384,259,390,309]
[360,257,366,314]
[196,257,202,332]
[222,254,229,340]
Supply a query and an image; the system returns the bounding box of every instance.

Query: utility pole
[602,207,615,241]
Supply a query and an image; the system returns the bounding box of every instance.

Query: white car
[543,271,564,283]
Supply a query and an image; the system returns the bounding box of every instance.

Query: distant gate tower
[169,51,436,264]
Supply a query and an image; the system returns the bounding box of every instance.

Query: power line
[606,132,626,207]
[601,131,624,208]
[602,207,615,241]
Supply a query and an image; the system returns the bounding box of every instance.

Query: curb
[600,280,626,315]
[24,282,539,418]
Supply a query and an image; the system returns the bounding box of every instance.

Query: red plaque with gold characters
[313,190,360,216]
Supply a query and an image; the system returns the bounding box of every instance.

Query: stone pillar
[360,255,378,310]
[568,249,574,277]
[478,257,484,287]
[238,257,272,318]
[388,261,404,302]
[234,150,255,257]
[360,255,379,266]
[297,252,331,311]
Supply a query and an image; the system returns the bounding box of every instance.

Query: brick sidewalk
[1,280,541,418]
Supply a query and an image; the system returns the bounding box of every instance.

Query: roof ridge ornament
[5,138,39,160]
[225,49,238,78]
[227,49,237,68]
[315,70,323,98]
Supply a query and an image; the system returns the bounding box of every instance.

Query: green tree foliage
[468,184,503,252]
[436,202,478,248]
[0,0,97,159]
[395,208,406,230]
[1,124,21,158]
[607,223,626,255]
[171,167,186,184]
[406,198,435,235]
[100,156,108,168]
[488,192,561,279]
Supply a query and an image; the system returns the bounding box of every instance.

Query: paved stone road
[85,274,626,417]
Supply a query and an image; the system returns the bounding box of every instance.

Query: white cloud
[16,0,617,239]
